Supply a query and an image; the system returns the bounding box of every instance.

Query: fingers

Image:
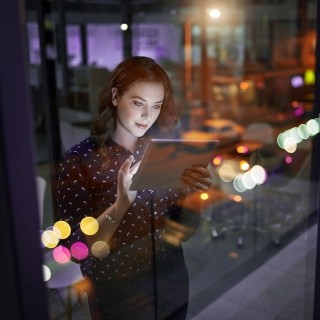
[181,166,212,190]
[130,160,141,176]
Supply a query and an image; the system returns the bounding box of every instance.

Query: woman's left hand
[180,165,212,191]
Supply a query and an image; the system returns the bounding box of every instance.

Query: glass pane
[23,0,318,319]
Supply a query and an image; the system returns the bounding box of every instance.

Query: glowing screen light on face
[42,265,51,282]
[53,221,71,239]
[80,216,99,236]
[53,245,71,264]
[41,229,59,249]
[71,242,89,260]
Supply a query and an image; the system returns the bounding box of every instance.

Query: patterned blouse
[57,136,192,283]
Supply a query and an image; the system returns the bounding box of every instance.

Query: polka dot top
[57,136,189,282]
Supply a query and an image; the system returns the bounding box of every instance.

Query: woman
[57,56,212,319]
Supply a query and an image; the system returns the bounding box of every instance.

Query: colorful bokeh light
[53,245,71,264]
[41,230,59,249]
[80,216,99,236]
[91,241,110,259]
[71,241,89,260]
[53,220,71,239]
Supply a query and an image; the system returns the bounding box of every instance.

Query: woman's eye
[134,101,143,107]
[153,104,162,110]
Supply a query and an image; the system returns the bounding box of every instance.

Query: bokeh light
[239,160,250,171]
[42,265,51,282]
[41,229,59,249]
[285,156,293,164]
[53,245,71,264]
[242,172,256,190]
[120,23,128,31]
[283,137,297,153]
[250,165,267,185]
[212,155,223,166]
[53,220,71,239]
[208,8,221,19]
[236,145,249,154]
[80,216,99,236]
[277,117,320,152]
[233,175,246,192]
[219,163,236,182]
[200,192,209,200]
[91,241,110,259]
[71,242,89,260]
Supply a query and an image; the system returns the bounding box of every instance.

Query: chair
[59,121,90,152]
[44,251,88,319]
[36,175,87,319]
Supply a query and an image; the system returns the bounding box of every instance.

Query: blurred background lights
[53,245,71,264]
[250,165,267,185]
[304,69,315,85]
[291,75,303,88]
[285,156,293,164]
[242,172,256,190]
[42,265,51,282]
[239,160,250,171]
[80,216,99,235]
[212,155,223,166]
[219,163,235,182]
[120,23,128,31]
[283,137,297,153]
[297,124,310,139]
[306,119,319,135]
[236,145,249,154]
[200,192,209,200]
[277,117,320,151]
[91,241,110,259]
[71,241,89,260]
[208,8,221,19]
[233,175,246,192]
[41,229,59,248]
[53,220,71,239]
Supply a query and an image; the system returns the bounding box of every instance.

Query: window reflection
[24,0,317,319]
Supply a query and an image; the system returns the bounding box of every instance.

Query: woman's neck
[112,130,138,153]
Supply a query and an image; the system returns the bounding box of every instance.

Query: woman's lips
[136,123,148,129]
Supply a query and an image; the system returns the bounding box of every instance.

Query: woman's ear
[111,87,118,106]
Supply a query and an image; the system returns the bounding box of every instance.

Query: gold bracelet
[106,214,118,223]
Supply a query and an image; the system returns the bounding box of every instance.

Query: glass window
[22,0,319,319]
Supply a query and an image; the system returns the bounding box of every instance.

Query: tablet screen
[130,139,219,190]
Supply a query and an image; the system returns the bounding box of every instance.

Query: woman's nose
[141,106,152,120]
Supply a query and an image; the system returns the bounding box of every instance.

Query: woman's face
[112,81,164,140]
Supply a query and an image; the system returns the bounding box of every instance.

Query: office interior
[1,0,320,319]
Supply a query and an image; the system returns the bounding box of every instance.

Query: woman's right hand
[117,155,140,208]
